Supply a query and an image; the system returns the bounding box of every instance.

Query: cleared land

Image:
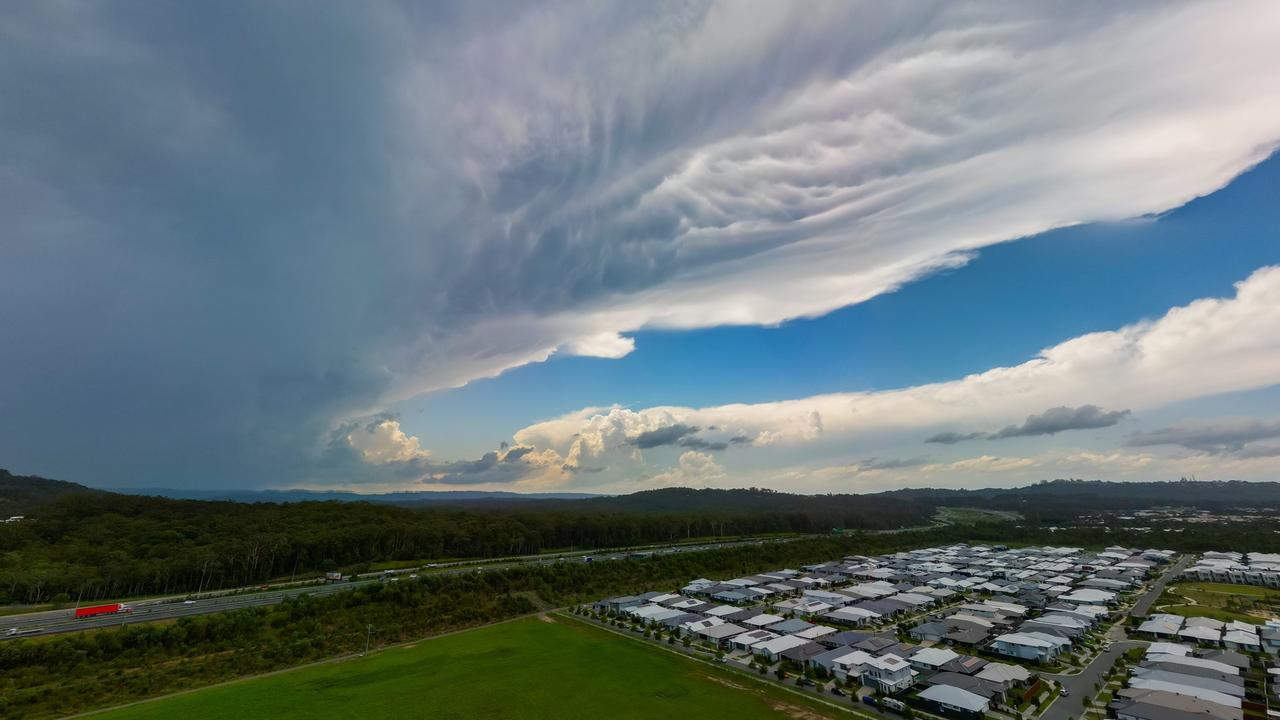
[1160,581,1280,622]
[89,615,841,720]
[934,506,1023,523]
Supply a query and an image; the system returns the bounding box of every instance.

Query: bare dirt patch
[703,674,749,691]
[767,700,832,720]
[538,613,557,624]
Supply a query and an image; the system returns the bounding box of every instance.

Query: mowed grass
[90,616,841,720]
[1164,581,1280,622]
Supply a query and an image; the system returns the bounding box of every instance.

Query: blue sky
[3,1,1280,492]
[399,155,1280,459]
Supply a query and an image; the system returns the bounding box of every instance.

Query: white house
[751,634,812,662]
[990,632,1068,662]
[918,684,991,715]
[908,647,960,671]
[863,654,915,694]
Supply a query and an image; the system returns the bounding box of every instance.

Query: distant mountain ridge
[3,470,1278,518]
[112,487,603,504]
[0,468,102,514]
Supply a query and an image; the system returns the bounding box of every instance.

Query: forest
[0,477,932,603]
[4,470,1278,604]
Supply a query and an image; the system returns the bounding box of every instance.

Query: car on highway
[182,600,196,605]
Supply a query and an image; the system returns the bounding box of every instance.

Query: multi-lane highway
[2,535,805,640]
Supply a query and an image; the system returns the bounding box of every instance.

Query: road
[1,535,804,640]
[1128,554,1191,616]
[1041,554,1191,720]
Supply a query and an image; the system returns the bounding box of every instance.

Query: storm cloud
[925,431,989,445]
[1126,418,1280,455]
[626,424,702,449]
[1,1,1278,488]
[990,405,1132,440]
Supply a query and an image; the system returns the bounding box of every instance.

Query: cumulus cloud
[347,418,431,464]
[2,2,1280,487]
[989,405,1131,440]
[515,266,1280,479]
[646,451,727,489]
[1126,418,1280,455]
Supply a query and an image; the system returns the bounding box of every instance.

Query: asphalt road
[1128,554,1192,616]
[1,536,802,640]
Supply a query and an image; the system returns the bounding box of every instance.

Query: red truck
[74,603,131,619]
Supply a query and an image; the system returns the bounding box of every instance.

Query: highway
[1,535,804,640]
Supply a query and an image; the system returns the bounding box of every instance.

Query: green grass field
[89,616,843,720]
[1162,581,1280,622]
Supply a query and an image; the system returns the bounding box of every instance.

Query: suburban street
[1040,554,1191,720]
[0,535,803,640]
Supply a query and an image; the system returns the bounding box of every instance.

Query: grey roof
[1115,689,1242,720]
[1196,650,1250,669]
[1130,670,1245,698]
[1140,662,1242,684]
[820,630,870,648]
[770,619,815,634]
[945,627,990,644]
[779,641,830,663]
[918,684,991,712]
[922,672,998,698]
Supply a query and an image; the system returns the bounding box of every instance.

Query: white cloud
[346,419,431,465]
[645,450,727,489]
[381,0,1280,405]
[6,2,1280,488]
[559,332,636,359]
[512,265,1280,484]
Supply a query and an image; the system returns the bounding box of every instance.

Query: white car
[183,600,196,605]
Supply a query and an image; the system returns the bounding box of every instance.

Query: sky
[3,1,1280,494]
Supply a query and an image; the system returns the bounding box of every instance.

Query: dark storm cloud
[2,1,1276,491]
[626,424,701,449]
[1126,418,1280,455]
[990,405,1131,439]
[677,437,729,452]
[925,431,988,445]
[858,456,930,470]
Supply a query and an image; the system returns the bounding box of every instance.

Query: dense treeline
[881,478,1280,523]
[0,532,943,719]
[2,517,1276,717]
[0,487,932,603]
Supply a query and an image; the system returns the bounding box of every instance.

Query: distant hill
[112,488,601,504]
[0,468,102,515]
[875,478,1280,522]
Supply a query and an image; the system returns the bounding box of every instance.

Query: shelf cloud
[1,2,1279,487]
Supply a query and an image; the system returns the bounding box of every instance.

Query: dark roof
[922,672,998,698]
[854,637,897,652]
[820,631,870,648]
[910,621,949,637]
[941,655,989,675]
[858,600,905,615]
[1195,649,1250,669]
[945,627,990,645]
[780,641,830,663]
